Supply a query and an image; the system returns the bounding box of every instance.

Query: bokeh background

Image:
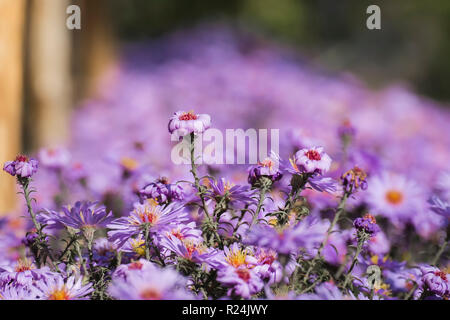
[0,0,449,213]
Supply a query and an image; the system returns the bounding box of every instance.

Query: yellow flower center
[48,287,71,300]
[120,157,139,171]
[385,190,403,205]
[225,248,248,268]
[131,238,146,257]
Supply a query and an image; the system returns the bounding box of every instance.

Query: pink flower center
[178,111,198,121]
[305,150,321,161]
[140,288,162,300]
[236,268,251,282]
[435,271,447,281]
[15,155,28,162]
[128,261,143,270]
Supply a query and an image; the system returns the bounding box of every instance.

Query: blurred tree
[0,0,26,214]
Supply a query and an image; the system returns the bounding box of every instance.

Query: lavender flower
[428,196,450,220]
[418,266,449,298]
[248,154,283,186]
[353,214,380,236]
[292,147,332,175]
[168,110,211,140]
[3,155,38,178]
[38,147,70,170]
[341,166,368,193]
[36,275,93,300]
[139,177,184,203]
[0,259,55,286]
[205,178,256,208]
[109,266,195,300]
[217,265,263,299]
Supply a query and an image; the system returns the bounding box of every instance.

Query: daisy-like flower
[244,217,328,255]
[0,259,55,286]
[205,178,256,208]
[3,155,38,178]
[107,200,189,248]
[43,201,113,240]
[162,222,203,243]
[168,110,211,141]
[217,265,263,299]
[38,147,70,170]
[417,266,449,298]
[0,284,42,300]
[248,153,283,186]
[139,177,184,203]
[108,267,195,300]
[37,275,93,300]
[353,214,380,237]
[365,172,424,225]
[222,243,257,269]
[160,236,222,268]
[112,259,159,280]
[292,146,332,175]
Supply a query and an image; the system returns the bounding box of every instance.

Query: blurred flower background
[0,0,449,300]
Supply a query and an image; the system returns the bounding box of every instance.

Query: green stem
[144,224,151,261]
[343,236,365,289]
[252,187,267,226]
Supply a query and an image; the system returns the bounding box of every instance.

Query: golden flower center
[140,288,162,300]
[385,190,403,205]
[48,288,70,300]
[120,157,139,171]
[226,250,247,268]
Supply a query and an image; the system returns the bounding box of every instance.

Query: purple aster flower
[112,259,159,280]
[108,266,195,300]
[206,178,256,208]
[43,201,113,234]
[139,177,184,203]
[0,284,42,300]
[107,200,189,247]
[217,265,263,299]
[244,217,328,255]
[38,147,70,170]
[337,119,357,140]
[418,266,449,298]
[160,236,222,268]
[292,146,332,175]
[161,222,203,244]
[248,154,283,186]
[92,237,118,267]
[168,110,211,141]
[353,214,380,236]
[36,274,93,300]
[3,155,38,178]
[307,175,338,193]
[0,259,56,287]
[341,166,368,193]
[428,196,450,220]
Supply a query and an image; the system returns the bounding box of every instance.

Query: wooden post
[0,0,26,214]
[27,0,72,150]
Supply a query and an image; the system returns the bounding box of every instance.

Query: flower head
[248,154,282,186]
[292,147,332,175]
[217,265,263,299]
[37,275,93,300]
[418,266,449,298]
[38,147,70,170]
[168,110,211,140]
[3,155,38,178]
[341,166,368,193]
[353,214,380,237]
[139,177,184,203]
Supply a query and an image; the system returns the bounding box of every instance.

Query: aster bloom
[0,284,43,300]
[366,172,424,226]
[418,266,449,298]
[168,110,211,141]
[341,166,368,193]
[43,201,113,238]
[109,267,195,300]
[139,177,184,203]
[292,147,332,175]
[92,238,118,267]
[162,222,203,243]
[3,155,38,178]
[353,214,380,237]
[107,200,189,247]
[36,275,93,300]
[222,243,257,269]
[244,217,328,255]
[160,236,222,268]
[112,259,159,280]
[205,178,256,208]
[0,259,55,286]
[337,119,357,141]
[38,147,70,170]
[217,265,263,299]
[248,154,283,187]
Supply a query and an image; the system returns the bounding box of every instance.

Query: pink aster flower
[168,110,211,140]
[36,275,93,300]
[217,265,263,299]
[38,147,70,170]
[0,259,56,286]
[107,200,189,247]
[292,146,332,175]
[0,284,43,300]
[3,155,38,178]
[365,172,424,226]
[417,266,449,298]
